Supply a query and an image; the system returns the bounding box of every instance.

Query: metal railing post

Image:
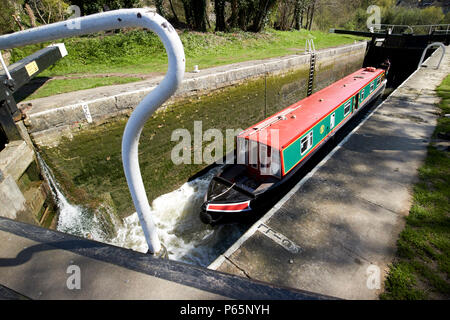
[0,9,186,255]
[417,42,445,70]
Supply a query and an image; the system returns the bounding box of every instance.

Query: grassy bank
[11,28,364,100]
[380,75,450,300]
[26,76,142,100]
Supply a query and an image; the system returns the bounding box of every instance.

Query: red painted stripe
[207,201,251,212]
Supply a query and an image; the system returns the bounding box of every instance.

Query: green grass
[380,75,450,300]
[10,29,364,98]
[26,76,141,100]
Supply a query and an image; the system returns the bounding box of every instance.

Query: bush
[382,6,445,26]
[0,0,22,34]
[68,0,140,16]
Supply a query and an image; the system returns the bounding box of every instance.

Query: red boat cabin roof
[238,67,385,150]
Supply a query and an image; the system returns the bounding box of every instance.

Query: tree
[275,0,295,31]
[191,0,207,31]
[68,0,140,16]
[216,0,278,32]
[0,0,24,34]
[214,0,226,31]
[168,0,180,24]
[181,0,207,31]
[248,0,277,32]
[293,0,302,30]
[155,0,166,17]
[28,0,70,25]
[24,3,37,27]
[306,0,316,30]
[228,0,239,29]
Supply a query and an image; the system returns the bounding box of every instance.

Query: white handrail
[0,9,186,255]
[305,39,315,53]
[0,50,12,80]
[418,42,445,70]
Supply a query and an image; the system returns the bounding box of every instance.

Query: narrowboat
[200,67,387,225]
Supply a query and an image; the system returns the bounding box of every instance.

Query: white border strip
[208,49,443,270]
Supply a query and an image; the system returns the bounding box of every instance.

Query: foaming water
[110,166,248,266]
[39,155,246,267]
[38,154,108,240]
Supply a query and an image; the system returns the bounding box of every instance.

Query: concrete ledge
[0,217,333,300]
[0,141,34,182]
[0,176,26,219]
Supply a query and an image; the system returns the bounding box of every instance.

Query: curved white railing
[0,9,186,255]
[418,42,445,70]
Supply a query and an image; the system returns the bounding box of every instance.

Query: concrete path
[208,46,449,299]
[0,217,331,300]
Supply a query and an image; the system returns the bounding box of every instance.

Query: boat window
[344,100,351,116]
[301,136,308,154]
[360,89,365,101]
[249,140,258,169]
[271,150,281,177]
[301,131,313,155]
[244,138,248,165]
[370,82,374,92]
[330,112,335,129]
[237,137,247,165]
[259,143,270,175]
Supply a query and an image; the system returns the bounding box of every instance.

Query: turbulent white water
[38,154,108,240]
[110,167,247,265]
[39,156,246,267]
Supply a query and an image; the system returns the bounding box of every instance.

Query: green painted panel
[359,78,379,104]
[282,139,302,173]
[281,96,355,174]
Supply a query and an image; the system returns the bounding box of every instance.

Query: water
[109,166,248,265]
[38,155,247,267]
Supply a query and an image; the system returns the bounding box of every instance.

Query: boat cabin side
[231,68,386,183]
